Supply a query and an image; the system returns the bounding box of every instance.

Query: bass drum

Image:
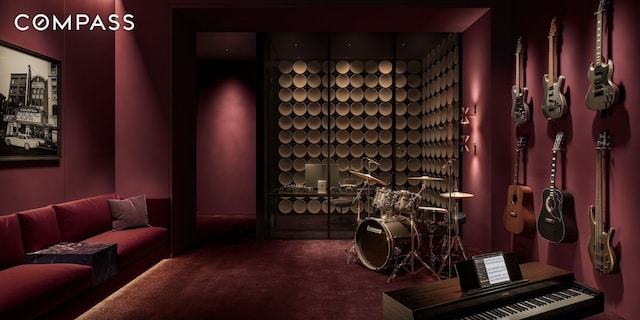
[354,216,420,271]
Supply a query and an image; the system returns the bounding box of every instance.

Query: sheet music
[484,255,510,285]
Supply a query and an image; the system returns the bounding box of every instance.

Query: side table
[26,242,118,285]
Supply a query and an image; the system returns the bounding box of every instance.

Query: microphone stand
[443,159,455,278]
[362,157,378,218]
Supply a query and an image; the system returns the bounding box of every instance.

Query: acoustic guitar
[586,0,619,111]
[542,17,568,120]
[503,136,535,234]
[511,37,530,125]
[587,131,617,274]
[537,131,576,243]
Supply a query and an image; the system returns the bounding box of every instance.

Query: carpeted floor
[77,214,439,319]
[77,214,623,320]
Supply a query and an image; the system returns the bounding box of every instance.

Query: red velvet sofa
[0,193,170,319]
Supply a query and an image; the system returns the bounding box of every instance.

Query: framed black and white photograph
[0,40,60,161]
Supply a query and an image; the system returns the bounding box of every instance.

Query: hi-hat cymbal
[349,170,386,186]
[408,175,444,181]
[439,191,474,199]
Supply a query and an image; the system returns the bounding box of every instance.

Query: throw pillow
[17,205,61,252]
[107,194,151,230]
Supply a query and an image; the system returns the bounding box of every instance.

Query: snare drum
[393,190,420,212]
[418,206,448,223]
[372,187,395,211]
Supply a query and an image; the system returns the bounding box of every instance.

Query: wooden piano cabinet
[383,262,600,320]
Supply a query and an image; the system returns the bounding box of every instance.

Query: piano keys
[383,262,604,320]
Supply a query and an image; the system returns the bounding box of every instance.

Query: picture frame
[0,40,60,161]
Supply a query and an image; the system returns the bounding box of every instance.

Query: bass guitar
[503,136,535,234]
[511,37,530,125]
[586,0,619,111]
[587,131,617,274]
[542,17,568,120]
[537,131,576,243]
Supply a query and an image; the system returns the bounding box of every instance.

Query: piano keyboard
[460,287,596,320]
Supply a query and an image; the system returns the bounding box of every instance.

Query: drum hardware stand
[420,207,448,269]
[345,183,366,264]
[436,199,468,277]
[437,160,471,278]
[388,182,440,283]
[362,157,377,218]
[344,169,387,265]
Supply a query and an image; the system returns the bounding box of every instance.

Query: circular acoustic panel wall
[274,45,460,217]
[350,102,364,116]
[419,34,461,209]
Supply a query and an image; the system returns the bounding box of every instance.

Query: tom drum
[372,187,395,211]
[393,190,420,212]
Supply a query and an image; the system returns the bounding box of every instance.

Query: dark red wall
[2,0,640,317]
[0,0,116,212]
[196,60,257,215]
[506,0,640,316]
[114,0,171,198]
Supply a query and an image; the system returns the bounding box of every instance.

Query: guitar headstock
[548,17,557,38]
[596,130,611,150]
[597,0,609,14]
[552,131,565,151]
[515,37,523,55]
[516,136,527,151]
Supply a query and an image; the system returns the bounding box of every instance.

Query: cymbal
[439,191,474,199]
[418,206,448,213]
[349,170,386,186]
[408,175,444,181]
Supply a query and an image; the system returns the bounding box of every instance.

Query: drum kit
[346,170,473,282]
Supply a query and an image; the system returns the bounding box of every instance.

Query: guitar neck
[515,52,521,94]
[550,150,558,189]
[595,148,603,230]
[595,11,603,64]
[513,148,521,186]
[548,36,555,86]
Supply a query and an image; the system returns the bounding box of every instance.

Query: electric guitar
[587,131,617,274]
[503,136,535,234]
[586,0,619,110]
[537,131,576,243]
[542,17,568,120]
[511,37,530,125]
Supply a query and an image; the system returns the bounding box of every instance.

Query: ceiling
[189,7,489,60]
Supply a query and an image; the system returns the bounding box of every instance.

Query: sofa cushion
[107,194,151,230]
[0,263,93,319]
[84,226,168,269]
[53,193,118,242]
[17,206,61,253]
[0,214,25,270]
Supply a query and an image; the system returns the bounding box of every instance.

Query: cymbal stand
[438,162,467,278]
[388,182,440,282]
[345,181,367,264]
[436,199,467,277]
[363,158,374,218]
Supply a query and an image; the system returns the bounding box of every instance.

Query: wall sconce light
[460,134,470,151]
[460,104,476,125]
[460,104,477,154]
[461,107,471,125]
[460,135,477,154]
